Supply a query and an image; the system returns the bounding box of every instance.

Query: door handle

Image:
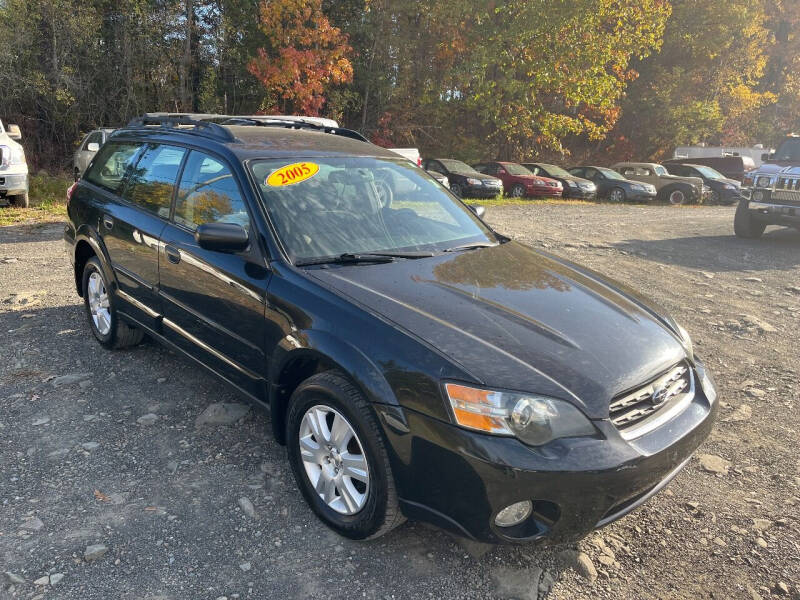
[165,244,181,264]
[102,215,114,230]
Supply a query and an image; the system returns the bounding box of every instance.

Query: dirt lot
[1,204,798,600]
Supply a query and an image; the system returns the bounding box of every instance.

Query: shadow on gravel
[612,226,800,272]
[0,221,65,244]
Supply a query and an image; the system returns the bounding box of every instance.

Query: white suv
[0,119,29,207]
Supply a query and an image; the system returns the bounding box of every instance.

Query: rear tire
[81,257,144,349]
[734,201,766,239]
[286,371,404,540]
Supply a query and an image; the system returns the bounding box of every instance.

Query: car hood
[308,241,687,418]
[753,162,800,176]
[712,177,741,187]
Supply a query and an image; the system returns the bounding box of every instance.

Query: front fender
[267,329,399,443]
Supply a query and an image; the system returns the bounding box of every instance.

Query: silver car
[73,128,115,180]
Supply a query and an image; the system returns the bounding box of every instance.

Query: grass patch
[0,173,72,226]
[462,196,596,207]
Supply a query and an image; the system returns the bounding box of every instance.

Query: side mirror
[87,142,100,152]
[7,124,22,141]
[470,204,486,219]
[195,223,249,253]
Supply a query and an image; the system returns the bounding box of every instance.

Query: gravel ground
[1,205,798,600]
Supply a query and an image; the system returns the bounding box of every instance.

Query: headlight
[1,144,25,167]
[631,183,644,191]
[466,177,482,186]
[676,323,694,360]
[444,383,596,446]
[567,180,577,187]
[755,175,772,188]
[722,183,736,190]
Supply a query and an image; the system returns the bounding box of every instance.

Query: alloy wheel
[609,188,624,202]
[299,405,370,515]
[511,184,525,198]
[87,271,111,335]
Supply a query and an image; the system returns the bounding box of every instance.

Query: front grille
[771,190,800,205]
[609,364,692,434]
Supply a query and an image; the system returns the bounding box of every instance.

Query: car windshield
[599,167,625,180]
[775,138,800,162]
[438,159,482,175]
[250,157,496,263]
[537,164,571,178]
[503,163,534,176]
[693,165,725,179]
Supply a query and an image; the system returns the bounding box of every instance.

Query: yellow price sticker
[266,162,320,187]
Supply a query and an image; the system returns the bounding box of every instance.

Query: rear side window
[84,142,142,193]
[123,144,187,218]
[174,151,249,231]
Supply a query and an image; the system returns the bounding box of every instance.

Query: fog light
[494,501,533,527]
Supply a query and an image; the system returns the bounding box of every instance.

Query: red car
[473,161,563,197]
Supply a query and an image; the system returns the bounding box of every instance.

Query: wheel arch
[73,227,116,297]
[268,330,399,445]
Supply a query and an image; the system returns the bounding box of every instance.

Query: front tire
[608,187,626,202]
[510,184,525,198]
[286,371,404,540]
[734,201,766,239]
[81,257,144,349]
[449,183,463,198]
[11,192,29,208]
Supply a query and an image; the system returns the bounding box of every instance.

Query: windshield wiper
[443,242,498,253]
[295,251,434,266]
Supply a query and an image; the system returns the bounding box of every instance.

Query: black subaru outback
[64,115,717,544]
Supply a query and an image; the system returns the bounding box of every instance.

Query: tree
[248,0,354,115]
[612,0,773,159]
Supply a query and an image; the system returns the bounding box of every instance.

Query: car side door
[158,149,270,399]
[81,141,169,330]
[579,167,600,189]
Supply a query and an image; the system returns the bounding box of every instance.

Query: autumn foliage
[248,0,353,116]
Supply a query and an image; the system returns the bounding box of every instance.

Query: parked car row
[416,156,744,205]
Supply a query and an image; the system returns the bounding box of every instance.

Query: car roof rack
[220,116,370,143]
[125,114,236,143]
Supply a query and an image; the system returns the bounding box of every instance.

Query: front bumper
[564,187,596,199]
[463,184,502,198]
[385,362,717,544]
[0,173,29,199]
[525,185,563,197]
[715,188,744,204]
[631,190,658,202]
[747,191,800,227]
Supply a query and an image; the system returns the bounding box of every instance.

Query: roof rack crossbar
[126,114,236,143]
[220,117,369,143]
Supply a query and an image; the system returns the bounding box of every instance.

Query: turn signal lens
[444,383,596,446]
